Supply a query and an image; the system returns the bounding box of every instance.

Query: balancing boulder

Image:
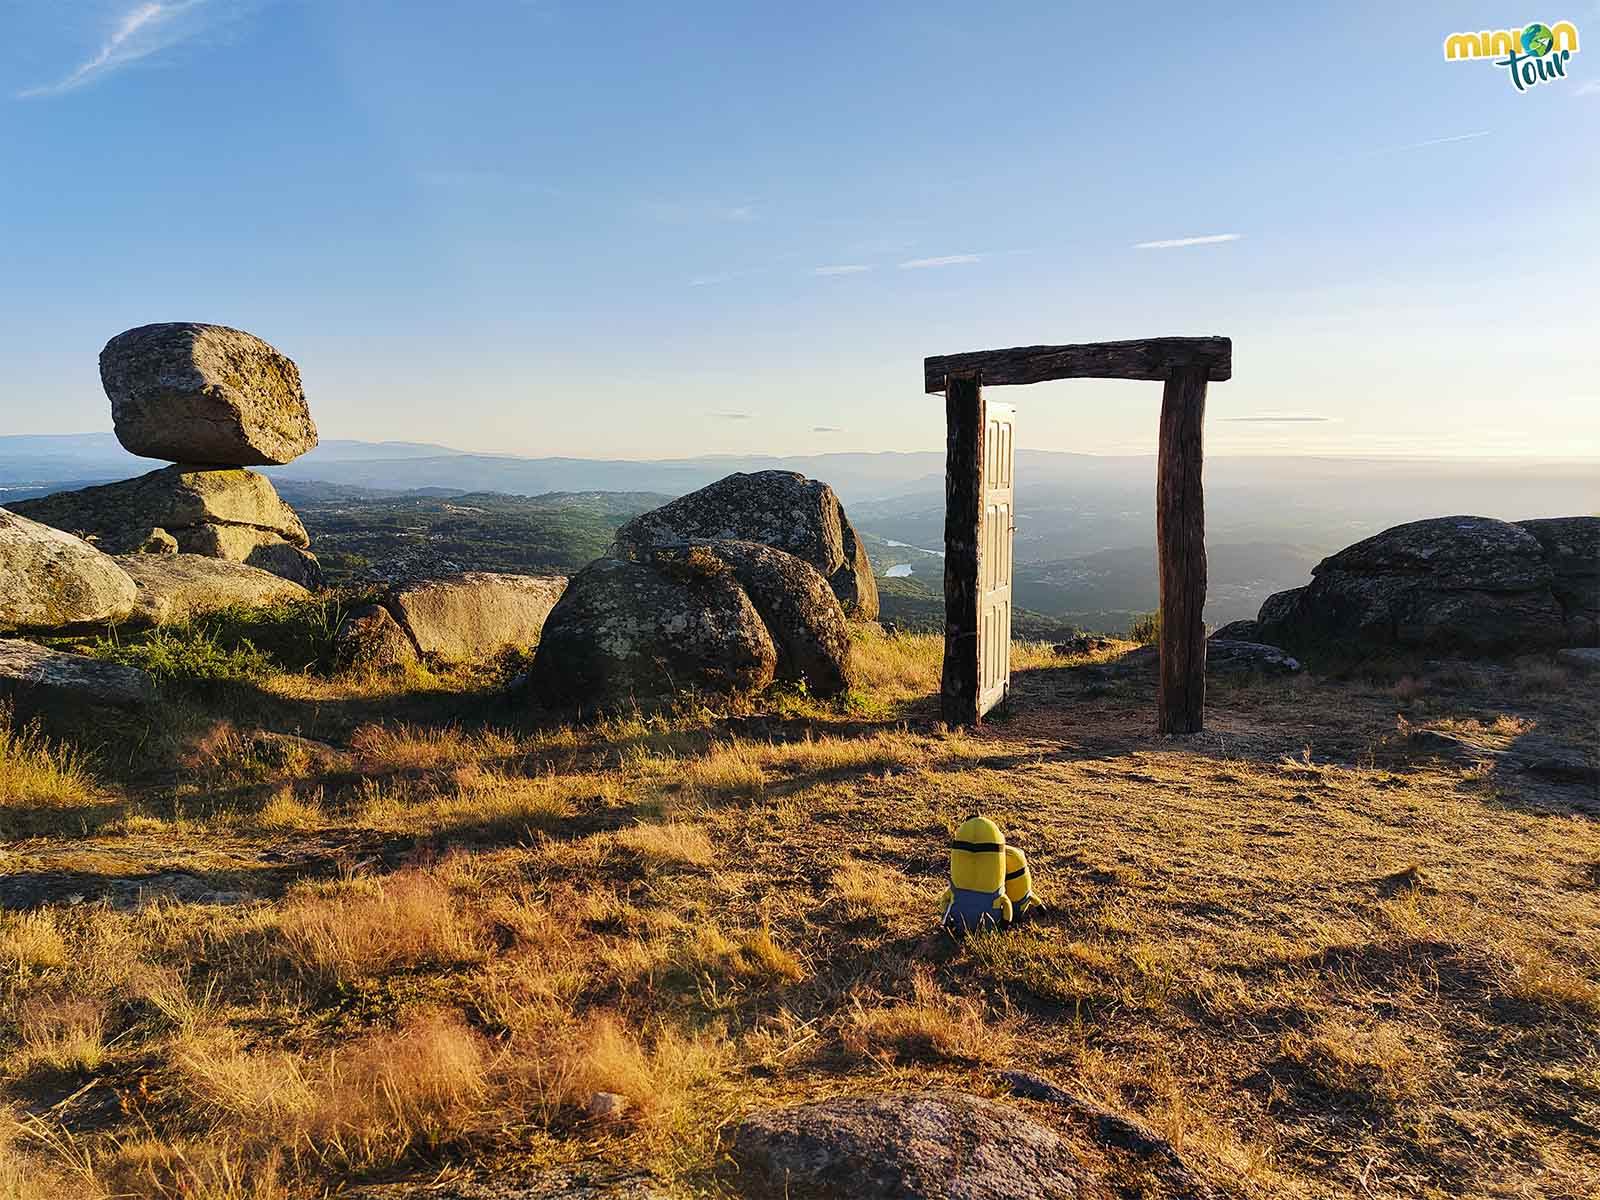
[101,322,318,466]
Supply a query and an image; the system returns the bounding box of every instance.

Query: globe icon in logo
[1522,23,1555,55]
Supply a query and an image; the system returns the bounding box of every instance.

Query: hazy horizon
[4,429,1599,468]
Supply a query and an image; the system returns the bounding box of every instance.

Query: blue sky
[2,1,1596,458]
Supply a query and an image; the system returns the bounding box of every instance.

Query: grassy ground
[1,623,1596,1199]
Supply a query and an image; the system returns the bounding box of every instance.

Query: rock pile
[14,323,322,586]
[1253,515,1598,653]
[529,540,852,713]
[614,470,878,619]
[529,472,873,713]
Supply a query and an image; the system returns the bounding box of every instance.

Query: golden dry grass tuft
[844,966,1013,1063]
[680,740,766,800]
[612,820,715,869]
[177,1008,488,1173]
[535,1013,733,1128]
[1277,1018,1427,1108]
[0,706,112,837]
[275,869,485,984]
[349,721,523,773]
[829,855,919,923]
[0,911,70,974]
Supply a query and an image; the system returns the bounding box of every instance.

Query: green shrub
[196,595,366,673]
[80,593,380,684]
[86,626,275,683]
[1128,610,1162,645]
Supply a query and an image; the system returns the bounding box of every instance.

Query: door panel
[978,404,1015,717]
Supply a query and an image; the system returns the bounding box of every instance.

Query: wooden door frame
[925,336,1232,734]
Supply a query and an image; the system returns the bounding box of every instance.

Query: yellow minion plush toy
[1003,845,1038,920]
[939,815,1012,934]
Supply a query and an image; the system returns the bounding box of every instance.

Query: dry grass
[177,1009,488,1172]
[680,740,766,801]
[355,768,579,839]
[846,624,942,701]
[0,706,112,837]
[829,856,919,923]
[349,721,524,773]
[0,1105,86,1200]
[537,1013,732,1127]
[844,966,1013,1063]
[1277,1018,1427,1108]
[275,869,485,984]
[612,820,715,869]
[0,911,70,973]
[675,923,807,986]
[2,629,1596,1198]
[252,787,325,832]
[14,994,108,1074]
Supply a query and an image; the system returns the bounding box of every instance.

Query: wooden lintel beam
[924,336,1231,393]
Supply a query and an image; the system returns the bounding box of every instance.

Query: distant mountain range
[0,432,950,501]
[5,433,1594,634]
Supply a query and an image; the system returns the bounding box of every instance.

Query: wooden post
[1156,366,1208,734]
[941,370,985,726]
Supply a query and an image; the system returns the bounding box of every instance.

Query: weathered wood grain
[1156,366,1209,735]
[924,337,1230,393]
[941,370,984,726]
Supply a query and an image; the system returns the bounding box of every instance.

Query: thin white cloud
[1576,79,1600,95]
[1376,129,1492,153]
[1221,415,1335,423]
[898,254,981,269]
[813,425,843,433]
[19,1,214,98]
[814,264,870,276]
[713,411,753,420]
[1133,234,1242,250]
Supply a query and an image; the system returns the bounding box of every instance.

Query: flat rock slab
[0,870,252,912]
[731,1090,1090,1199]
[101,322,318,465]
[0,639,154,710]
[116,553,308,625]
[387,572,567,662]
[1117,639,1301,675]
[0,508,137,630]
[345,1170,669,1199]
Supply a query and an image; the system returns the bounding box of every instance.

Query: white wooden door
[978,403,1015,717]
